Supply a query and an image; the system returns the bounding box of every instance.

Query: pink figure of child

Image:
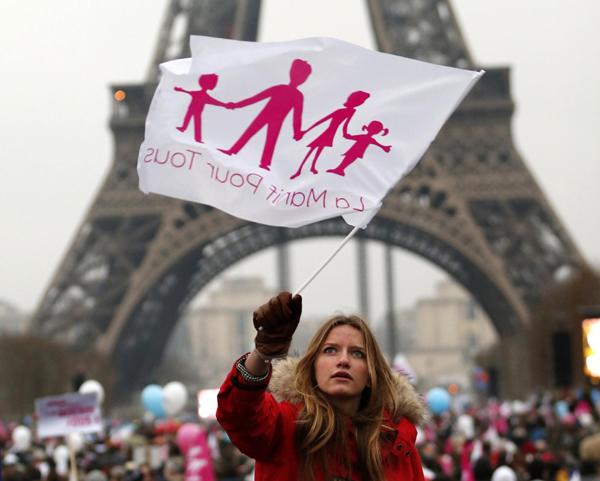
[326,120,391,177]
[174,74,228,143]
[290,90,371,180]
[218,59,312,171]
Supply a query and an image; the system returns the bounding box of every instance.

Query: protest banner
[138,36,483,290]
[35,392,102,438]
[139,36,482,229]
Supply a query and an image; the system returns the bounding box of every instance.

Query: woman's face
[314,325,371,414]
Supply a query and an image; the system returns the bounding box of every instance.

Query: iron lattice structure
[30,0,586,396]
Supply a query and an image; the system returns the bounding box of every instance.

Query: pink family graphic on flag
[138,36,483,229]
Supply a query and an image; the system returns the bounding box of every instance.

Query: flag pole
[293,226,361,296]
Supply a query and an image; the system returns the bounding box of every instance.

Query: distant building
[0,300,29,335]
[175,277,496,392]
[392,281,497,391]
[184,278,275,388]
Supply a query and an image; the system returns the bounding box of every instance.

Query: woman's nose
[337,351,350,366]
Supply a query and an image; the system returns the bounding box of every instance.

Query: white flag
[138,36,482,228]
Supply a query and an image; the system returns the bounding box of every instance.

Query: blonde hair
[293,315,400,481]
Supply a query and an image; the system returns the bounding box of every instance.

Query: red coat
[217,355,428,481]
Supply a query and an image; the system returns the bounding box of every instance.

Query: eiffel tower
[30,0,587,398]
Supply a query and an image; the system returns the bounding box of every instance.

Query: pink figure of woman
[326,120,391,177]
[174,74,228,143]
[290,90,370,180]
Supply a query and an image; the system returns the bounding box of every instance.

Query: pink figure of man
[326,120,391,177]
[174,74,228,143]
[219,59,312,171]
[290,90,371,180]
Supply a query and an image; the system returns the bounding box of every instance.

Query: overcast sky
[1,0,598,323]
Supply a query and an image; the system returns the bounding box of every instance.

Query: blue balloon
[426,387,451,414]
[554,400,569,419]
[141,385,165,417]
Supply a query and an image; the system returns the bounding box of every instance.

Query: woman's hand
[253,291,302,359]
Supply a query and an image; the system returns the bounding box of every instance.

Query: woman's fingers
[254,292,300,335]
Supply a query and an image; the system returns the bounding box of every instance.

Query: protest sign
[35,392,102,438]
[138,36,482,229]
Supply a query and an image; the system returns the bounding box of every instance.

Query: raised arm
[343,131,361,141]
[372,139,392,152]
[231,86,275,109]
[216,292,302,461]
[205,95,229,109]
[173,86,192,95]
[304,111,336,135]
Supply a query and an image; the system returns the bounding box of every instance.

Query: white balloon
[163,381,188,416]
[79,379,105,405]
[68,432,85,453]
[12,425,32,451]
[53,444,70,462]
[53,445,70,475]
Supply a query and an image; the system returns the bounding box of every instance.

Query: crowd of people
[1,389,599,481]
[419,390,600,481]
[0,417,253,481]
[2,293,600,481]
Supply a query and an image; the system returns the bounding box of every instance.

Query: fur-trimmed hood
[268,357,429,428]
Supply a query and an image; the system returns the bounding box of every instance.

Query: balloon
[176,423,202,455]
[11,425,32,451]
[79,380,105,405]
[426,387,451,414]
[53,445,70,475]
[554,400,569,419]
[141,384,165,417]
[163,381,188,417]
[53,444,70,462]
[68,432,85,453]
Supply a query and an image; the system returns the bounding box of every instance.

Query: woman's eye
[324,346,335,354]
[353,350,365,358]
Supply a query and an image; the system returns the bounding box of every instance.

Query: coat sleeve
[216,354,297,462]
[388,417,426,481]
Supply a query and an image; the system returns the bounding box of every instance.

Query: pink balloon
[176,423,202,455]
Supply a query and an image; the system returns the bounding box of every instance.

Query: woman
[217,292,427,481]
